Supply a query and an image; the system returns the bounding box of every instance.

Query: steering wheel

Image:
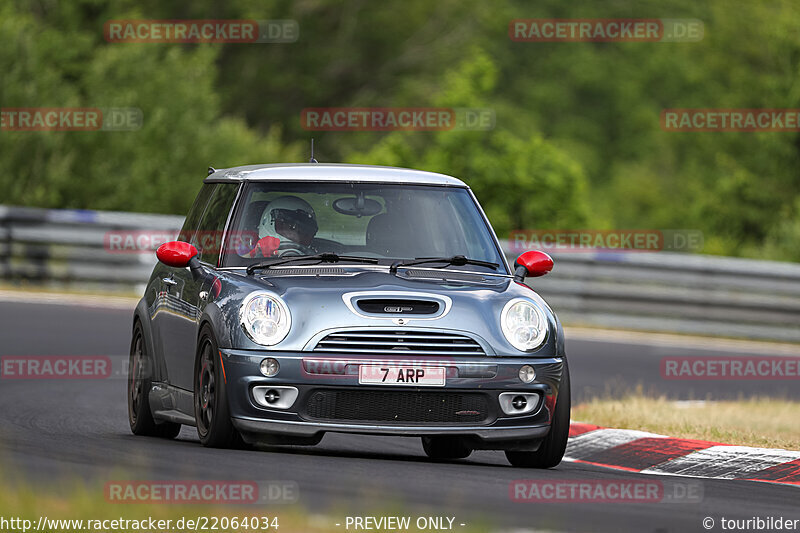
[277,241,314,257]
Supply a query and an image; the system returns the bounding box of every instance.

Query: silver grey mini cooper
[128,163,570,468]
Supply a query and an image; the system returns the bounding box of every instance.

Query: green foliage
[0,1,302,214]
[349,50,590,235]
[1,0,800,261]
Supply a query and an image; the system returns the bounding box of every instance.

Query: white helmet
[258,195,318,243]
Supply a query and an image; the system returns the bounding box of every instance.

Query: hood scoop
[356,298,440,315]
[342,291,452,320]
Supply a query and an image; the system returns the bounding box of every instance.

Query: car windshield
[222,181,506,273]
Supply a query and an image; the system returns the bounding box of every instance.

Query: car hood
[209,267,562,357]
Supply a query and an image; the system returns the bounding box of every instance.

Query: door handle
[162,277,178,286]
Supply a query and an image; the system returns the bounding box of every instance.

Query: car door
[150,183,214,384]
[160,182,240,391]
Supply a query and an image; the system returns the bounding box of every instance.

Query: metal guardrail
[500,243,800,342]
[1,205,798,342]
[0,205,183,293]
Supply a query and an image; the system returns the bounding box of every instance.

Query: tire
[421,436,472,460]
[505,360,571,468]
[128,320,181,439]
[194,325,243,448]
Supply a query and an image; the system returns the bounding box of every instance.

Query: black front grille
[304,389,491,425]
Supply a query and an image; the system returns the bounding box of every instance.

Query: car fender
[133,297,169,383]
[197,301,229,349]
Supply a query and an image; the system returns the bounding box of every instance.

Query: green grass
[0,474,493,533]
[574,395,800,449]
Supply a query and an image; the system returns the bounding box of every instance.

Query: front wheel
[505,360,571,468]
[194,325,243,448]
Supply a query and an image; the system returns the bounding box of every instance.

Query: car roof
[204,163,468,187]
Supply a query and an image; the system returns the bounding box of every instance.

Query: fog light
[265,389,281,404]
[519,365,536,383]
[498,392,540,416]
[260,358,280,377]
[252,386,298,409]
[512,395,527,410]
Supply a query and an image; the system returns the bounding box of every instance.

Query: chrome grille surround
[312,329,486,356]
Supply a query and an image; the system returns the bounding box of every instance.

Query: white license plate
[358,365,446,386]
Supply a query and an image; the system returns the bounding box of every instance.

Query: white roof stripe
[206,163,467,186]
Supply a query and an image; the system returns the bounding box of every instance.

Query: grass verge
[0,478,491,533]
[573,395,800,450]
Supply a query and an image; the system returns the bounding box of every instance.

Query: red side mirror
[514,250,554,281]
[156,241,198,268]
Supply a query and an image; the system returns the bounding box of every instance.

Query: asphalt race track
[1,299,798,532]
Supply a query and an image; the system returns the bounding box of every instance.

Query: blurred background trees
[2,0,800,260]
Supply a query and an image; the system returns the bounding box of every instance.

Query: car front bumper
[219,349,566,450]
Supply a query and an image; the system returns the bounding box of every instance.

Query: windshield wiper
[389,255,499,274]
[246,253,379,275]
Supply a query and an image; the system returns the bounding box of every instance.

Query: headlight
[501,298,547,352]
[240,293,291,346]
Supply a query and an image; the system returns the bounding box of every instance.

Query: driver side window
[178,184,214,243]
[193,183,240,266]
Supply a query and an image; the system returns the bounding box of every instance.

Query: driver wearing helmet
[247,196,318,258]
